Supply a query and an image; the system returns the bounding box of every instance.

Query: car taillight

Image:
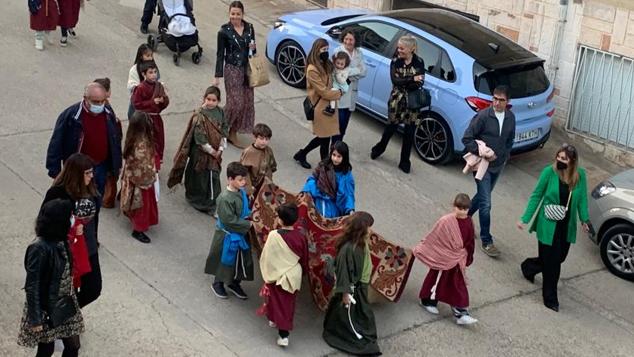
[546,108,555,117]
[547,89,555,102]
[466,97,491,112]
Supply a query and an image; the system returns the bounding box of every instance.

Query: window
[474,62,550,98]
[439,51,456,82]
[414,36,441,75]
[347,22,400,55]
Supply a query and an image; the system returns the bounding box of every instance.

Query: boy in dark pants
[204,162,253,299]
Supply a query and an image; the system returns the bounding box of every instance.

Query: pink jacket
[462,140,495,180]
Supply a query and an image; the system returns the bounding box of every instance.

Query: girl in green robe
[323,211,381,356]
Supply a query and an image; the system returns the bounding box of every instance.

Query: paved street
[1,0,633,356]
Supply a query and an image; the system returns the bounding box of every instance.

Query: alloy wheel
[414,116,451,164]
[276,42,306,88]
[606,232,634,274]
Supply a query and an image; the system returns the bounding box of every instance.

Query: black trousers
[371,123,415,167]
[300,136,330,161]
[77,253,102,308]
[521,227,571,307]
[36,336,80,357]
[141,0,158,25]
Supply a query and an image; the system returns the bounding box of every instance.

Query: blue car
[266,8,555,164]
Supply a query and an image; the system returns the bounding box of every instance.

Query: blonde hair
[398,34,417,53]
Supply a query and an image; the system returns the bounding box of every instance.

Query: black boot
[370,143,385,160]
[140,23,149,34]
[398,161,411,174]
[293,150,311,169]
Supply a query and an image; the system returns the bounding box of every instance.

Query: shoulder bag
[544,191,572,221]
[407,87,432,110]
[303,96,320,121]
[247,24,270,88]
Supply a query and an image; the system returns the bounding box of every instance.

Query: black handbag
[303,96,320,121]
[48,295,77,327]
[407,88,431,110]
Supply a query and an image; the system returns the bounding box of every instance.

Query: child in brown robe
[413,193,477,325]
[259,203,308,347]
[131,61,169,168]
[239,123,277,198]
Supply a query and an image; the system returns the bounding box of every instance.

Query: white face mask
[89,103,105,114]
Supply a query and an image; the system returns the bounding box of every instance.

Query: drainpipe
[548,0,570,84]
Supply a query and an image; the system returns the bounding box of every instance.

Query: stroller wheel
[147,35,156,51]
[173,53,180,66]
[192,51,201,65]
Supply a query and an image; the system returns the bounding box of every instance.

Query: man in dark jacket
[462,85,515,257]
[46,83,122,196]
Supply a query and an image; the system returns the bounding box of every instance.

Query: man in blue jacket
[462,85,515,257]
[46,82,122,196]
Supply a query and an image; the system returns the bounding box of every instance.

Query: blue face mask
[89,103,105,114]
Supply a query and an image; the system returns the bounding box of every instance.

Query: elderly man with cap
[46,82,123,195]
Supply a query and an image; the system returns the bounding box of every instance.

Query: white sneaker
[35,38,44,50]
[60,36,68,47]
[276,337,289,347]
[456,315,478,325]
[268,320,277,328]
[54,339,64,352]
[419,300,439,315]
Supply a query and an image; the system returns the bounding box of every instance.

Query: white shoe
[456,315,478,325]
[35,38,44,50]
[45,31,54,45]
[54,339,64,352]
[268,320,277,328]
[276,337,289,347]
[419,300,439,315]
[60,36,68,47]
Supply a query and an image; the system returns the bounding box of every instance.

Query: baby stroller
[147,0,203,66]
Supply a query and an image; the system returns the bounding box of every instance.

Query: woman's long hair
[553,143,580,188]
[134,44,154,82]
[52,153,98,200]
[306,38,332,75]
[335,211,374,252]
[124,111,155,158]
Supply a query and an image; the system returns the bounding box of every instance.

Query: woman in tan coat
[293,39,342,169]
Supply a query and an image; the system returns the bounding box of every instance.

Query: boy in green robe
[204,162,253,300]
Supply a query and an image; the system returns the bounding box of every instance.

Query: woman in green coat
[517,144,590,312]
[323,211,381,356]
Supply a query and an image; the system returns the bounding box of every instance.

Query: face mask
[89,103,105,114]
[319,51,329,62]
[556,161,568,170]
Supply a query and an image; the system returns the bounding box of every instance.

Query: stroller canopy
[163,0,196,37]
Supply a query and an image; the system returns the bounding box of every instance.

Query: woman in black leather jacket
[212,0,256,148]
[17,199,84,357]
[370,35,426,174]
[42,153,102,309]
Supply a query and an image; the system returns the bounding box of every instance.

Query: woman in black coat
[42,153,102,308]
[17,199,84,357]
[370,34,426,174]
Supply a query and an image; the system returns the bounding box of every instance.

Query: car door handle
[364,61,376,68]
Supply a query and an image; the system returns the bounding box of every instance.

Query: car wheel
[276,41,306,88]
[414,112,454,165]
[600,223,634,281]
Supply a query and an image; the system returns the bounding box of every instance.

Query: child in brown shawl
[240,123,277,198]
[168,86,228,215]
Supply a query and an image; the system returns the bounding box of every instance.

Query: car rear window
[473,62,550,98]
[321,15,364,26]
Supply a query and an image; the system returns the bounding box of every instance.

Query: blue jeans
[468,170,500,245]
[331,108,352,145]
[93,162,109,197]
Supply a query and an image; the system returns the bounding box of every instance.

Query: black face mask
[556,161,568,170]
[319,51,329,62]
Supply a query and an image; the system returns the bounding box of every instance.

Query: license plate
[515,129,540,143]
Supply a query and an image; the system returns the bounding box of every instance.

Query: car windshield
[474,62,550,98]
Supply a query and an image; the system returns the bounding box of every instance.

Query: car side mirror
[327,26,342,39]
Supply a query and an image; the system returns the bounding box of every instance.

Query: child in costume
[240,123,277,198]
[259,203,308,347]
[169,86,228,215]
[204,162,253,300]
[413,193,477,325]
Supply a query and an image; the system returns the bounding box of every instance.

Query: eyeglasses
[492,96,507,102]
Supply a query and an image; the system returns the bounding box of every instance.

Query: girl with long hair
[127,44,158,119]
[322,211,381,356]
[42,153,102,308]
[301,141,354,218]
[293,38,343,169]
[517,144,590,312]
[120,111,159,243]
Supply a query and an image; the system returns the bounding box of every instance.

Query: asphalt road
[1,1,632,356]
